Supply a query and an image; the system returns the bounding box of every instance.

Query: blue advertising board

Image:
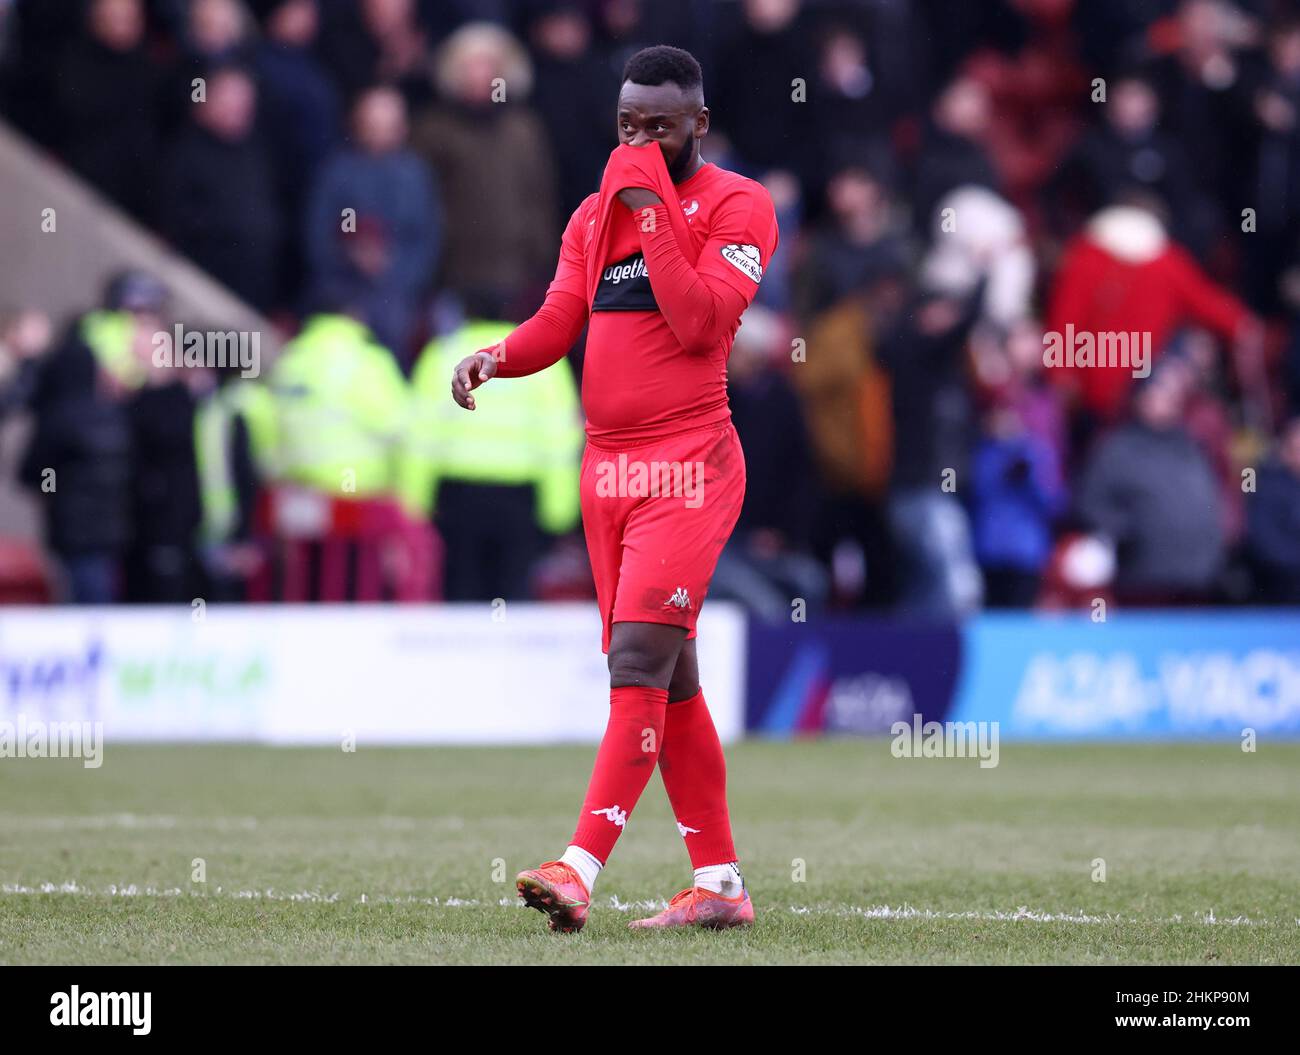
[747,612,1300,739]
[746,619,963,735]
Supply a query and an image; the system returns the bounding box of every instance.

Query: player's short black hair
[622,45,703,93]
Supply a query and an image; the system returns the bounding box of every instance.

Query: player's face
[617,81,708,182]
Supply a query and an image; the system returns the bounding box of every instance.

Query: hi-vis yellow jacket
[267,314,409,499]
[399,320,582,533]
[194,379,277,544]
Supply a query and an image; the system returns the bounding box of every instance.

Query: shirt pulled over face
[549,159,780,447]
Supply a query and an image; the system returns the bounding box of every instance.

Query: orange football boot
[628,886,755,929]
[515,861,591,933]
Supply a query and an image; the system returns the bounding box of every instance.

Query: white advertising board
[0,603,747,744]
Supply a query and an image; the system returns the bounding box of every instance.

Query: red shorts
[580,422,745,653]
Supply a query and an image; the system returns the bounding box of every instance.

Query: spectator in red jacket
[1045,199,1258,427]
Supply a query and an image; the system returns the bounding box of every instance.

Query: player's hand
[618,187,662,211]
[451,349,499,411]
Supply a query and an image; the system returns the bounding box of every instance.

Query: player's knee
[667,641,699,702]
[667,670,700,702]
[608,641,676,689]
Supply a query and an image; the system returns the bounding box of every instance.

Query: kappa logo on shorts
[664,587,692,610]
[720,243,763,283]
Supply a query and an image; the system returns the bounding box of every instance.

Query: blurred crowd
[1,0,1300,614]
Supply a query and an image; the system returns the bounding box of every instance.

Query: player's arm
[451,201,592,410]
[628,186,776,355]
[450,291,587,410]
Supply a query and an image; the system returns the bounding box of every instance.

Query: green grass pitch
[1,740,1297,965]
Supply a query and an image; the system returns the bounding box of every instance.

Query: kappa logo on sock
[664,586,691,610]
[676,821,701,836]
[591,805,628,828]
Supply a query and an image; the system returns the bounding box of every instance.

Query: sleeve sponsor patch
[720,243,763,283]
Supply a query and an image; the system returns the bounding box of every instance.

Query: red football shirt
[543,162,779,447]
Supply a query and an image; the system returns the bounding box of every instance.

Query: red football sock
[658,688,737,869]
[569,685,669,864]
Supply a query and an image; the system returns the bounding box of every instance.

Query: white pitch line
[0,815,259,831]
[0,883,1291,926]
[0,815,468,832]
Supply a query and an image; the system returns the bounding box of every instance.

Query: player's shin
[659,688,743,895]
[566,685,669,884]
